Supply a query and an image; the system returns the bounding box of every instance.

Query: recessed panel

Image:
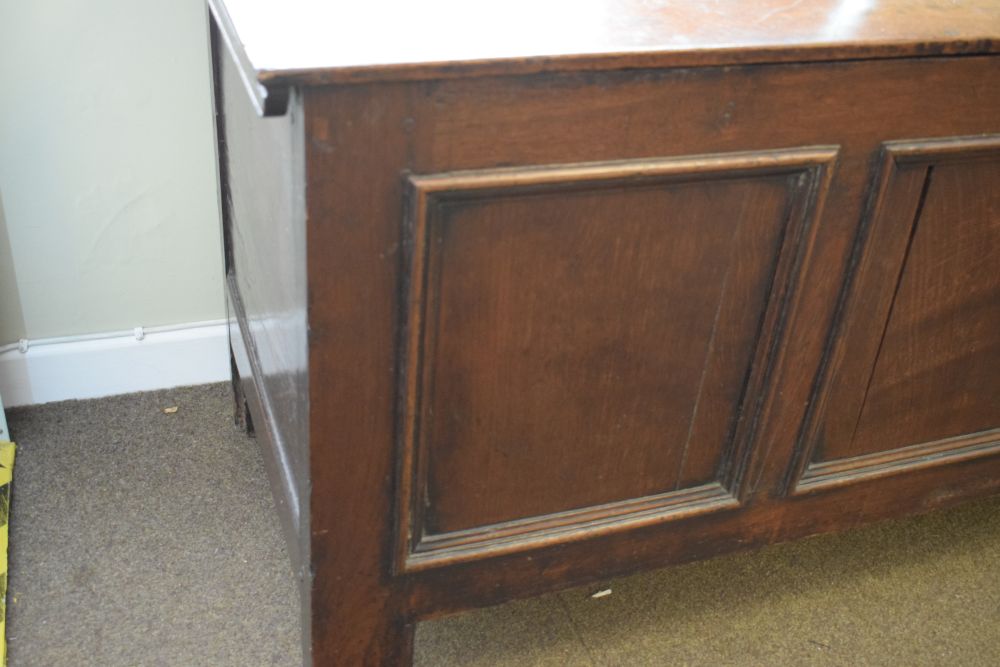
[849,160,1000,453]
[424,179,785,531]
[400,149,836,569]
[795,136,1000,493]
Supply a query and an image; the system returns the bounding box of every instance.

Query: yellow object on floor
[0,441,14,667]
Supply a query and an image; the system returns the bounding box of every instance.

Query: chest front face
[298,57,1000,583]
[217,19,1000,656]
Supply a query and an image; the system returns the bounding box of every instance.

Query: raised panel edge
[396,146,840,573]
[788,134,1000,496]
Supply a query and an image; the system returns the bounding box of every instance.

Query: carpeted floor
[5,383,1000,666]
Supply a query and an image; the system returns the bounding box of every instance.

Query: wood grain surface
[209,2,1000,659]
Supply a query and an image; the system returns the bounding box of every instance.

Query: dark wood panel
[851,159,1000,451]
[397,149,836,571]
[217,25,310,532]
[402,59,1000,503]
[405,453,1000,622]
[211,22,312,660]
[302,83,416,667]
[292,55,1000,665]
[793,135,1000,494]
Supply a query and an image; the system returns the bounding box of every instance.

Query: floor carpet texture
[5,383,1000,666]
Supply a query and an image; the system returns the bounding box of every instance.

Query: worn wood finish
[210,0,1000,96]
[793,136,1000,494]
[397,150,836,571]
[209,19,313,660]
[208,2,1000,662]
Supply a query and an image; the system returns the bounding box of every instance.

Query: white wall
[0,0,224,344]
[0,194,25,344]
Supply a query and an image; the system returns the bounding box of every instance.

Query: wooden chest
[208,1,1000,663]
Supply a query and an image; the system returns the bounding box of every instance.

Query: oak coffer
[206,1,1000,664]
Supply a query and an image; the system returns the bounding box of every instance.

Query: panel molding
[789,135,1000,496]
[397,147,839,572]
[797,428,1000,494]
[409,482,739,571]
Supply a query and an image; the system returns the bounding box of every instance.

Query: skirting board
[0,321,230,407]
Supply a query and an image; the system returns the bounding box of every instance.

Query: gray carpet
[5,383,1000,666]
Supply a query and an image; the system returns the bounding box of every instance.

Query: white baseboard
[0,320,230,407]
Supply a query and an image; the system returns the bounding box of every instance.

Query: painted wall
[0,195,25,344]
[0,0,224,344]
